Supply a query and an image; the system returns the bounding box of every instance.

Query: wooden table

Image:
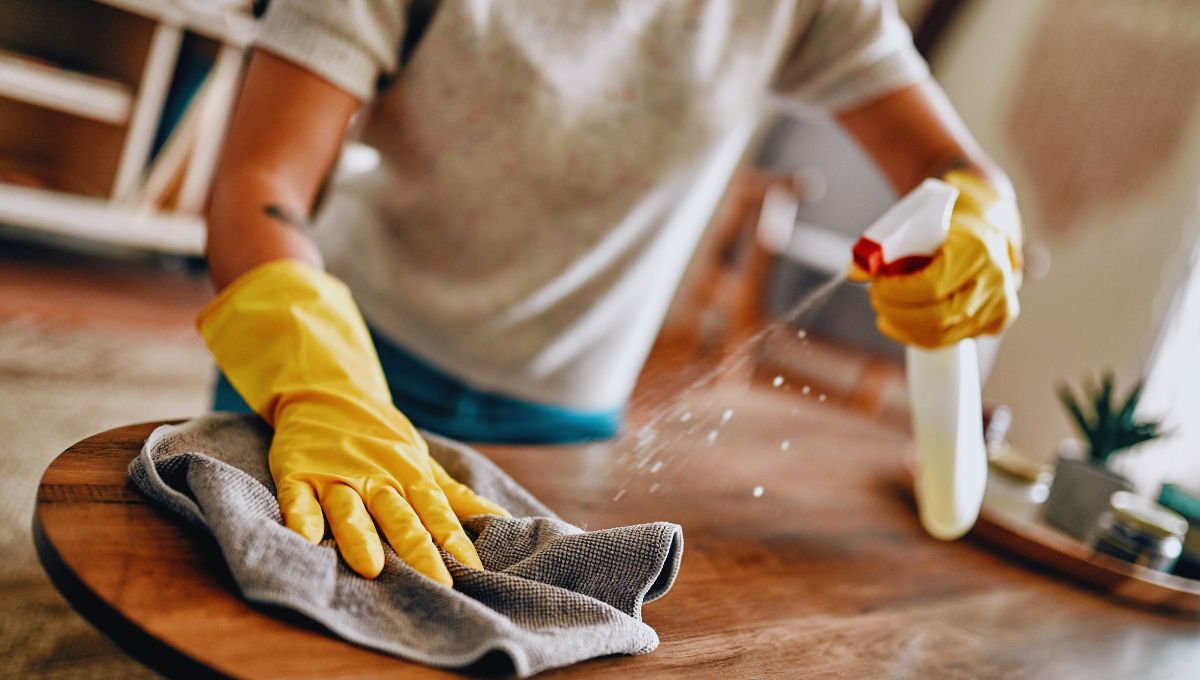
[33,385,1200,678]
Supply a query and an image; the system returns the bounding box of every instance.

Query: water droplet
[720,408,734,424]
[801,385,811,395]
[752,486,764,498]
[797,329,807,339]
[772,375,785,388]
[650,461,663,474]
[649,482,661,494]
[612,489,626,502]
[780,440,790,450]
[818,393,827,402]
[680,411,693,423]
[707,430,718,444]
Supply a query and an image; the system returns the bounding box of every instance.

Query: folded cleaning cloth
[128,414,683,677]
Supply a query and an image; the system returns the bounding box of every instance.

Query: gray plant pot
[1042,441,1133,541]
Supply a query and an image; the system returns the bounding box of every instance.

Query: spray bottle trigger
[852,178,959,276]
[852,239,884,275]
[852,239,937,276]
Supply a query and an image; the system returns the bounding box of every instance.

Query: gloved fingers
[431,461,512,519]
[319,483,386,579]
[405,481,485,570]
[950,262,1019,335]
[974,292,1015,339]
[868,231,988,305]
[938,294,1011,343]
[276,478,325,543]
[876,305,953,348]
[876,281,1011,347]
[366,485,453,587]
[954,213,1018,274]
[873,282,977,348]
[973,290,1018,337]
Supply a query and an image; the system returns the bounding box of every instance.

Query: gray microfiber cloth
[127,414,683,677]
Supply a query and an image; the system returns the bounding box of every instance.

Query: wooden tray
[971,483,1200,616]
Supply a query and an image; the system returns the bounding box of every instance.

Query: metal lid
[1109,491,1189,540]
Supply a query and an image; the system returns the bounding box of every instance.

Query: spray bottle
[852,178,987,540]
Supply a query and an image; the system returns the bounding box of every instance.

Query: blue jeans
[212,324,622,444]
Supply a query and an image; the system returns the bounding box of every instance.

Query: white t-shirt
[256,0,928,411]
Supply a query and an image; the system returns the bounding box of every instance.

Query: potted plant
[1041,372,1165,540]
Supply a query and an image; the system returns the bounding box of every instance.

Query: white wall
[934,0,1200,487]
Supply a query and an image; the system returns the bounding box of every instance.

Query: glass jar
[1087,491,1188,572]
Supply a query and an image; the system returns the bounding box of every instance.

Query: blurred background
[1,0,1199,676]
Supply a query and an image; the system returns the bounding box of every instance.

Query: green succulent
[1057,371,1165,467]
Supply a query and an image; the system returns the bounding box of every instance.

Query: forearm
[836,78,1013,200]
[203,50,360,291]
[206,171,323,290]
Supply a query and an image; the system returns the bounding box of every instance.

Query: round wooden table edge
[32,420,228,680]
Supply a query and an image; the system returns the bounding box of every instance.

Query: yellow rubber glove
[197,260,509,585]
[852,170,1023,348]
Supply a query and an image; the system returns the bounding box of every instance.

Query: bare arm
[205,50,361,290]
[836,78,1013,200]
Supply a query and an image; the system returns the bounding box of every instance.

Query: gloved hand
[198,260,509,584]
[851,169,1023,348]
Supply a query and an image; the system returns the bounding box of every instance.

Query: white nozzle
[856,179,959,272]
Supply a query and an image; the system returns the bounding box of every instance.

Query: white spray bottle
[852,178,987,540]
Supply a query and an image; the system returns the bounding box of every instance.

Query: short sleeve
[254,0,408,101]
[773,0,929,111]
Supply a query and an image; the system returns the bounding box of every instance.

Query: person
[200,0,1022,585]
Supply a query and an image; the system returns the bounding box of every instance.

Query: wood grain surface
[33,384,1200,679]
